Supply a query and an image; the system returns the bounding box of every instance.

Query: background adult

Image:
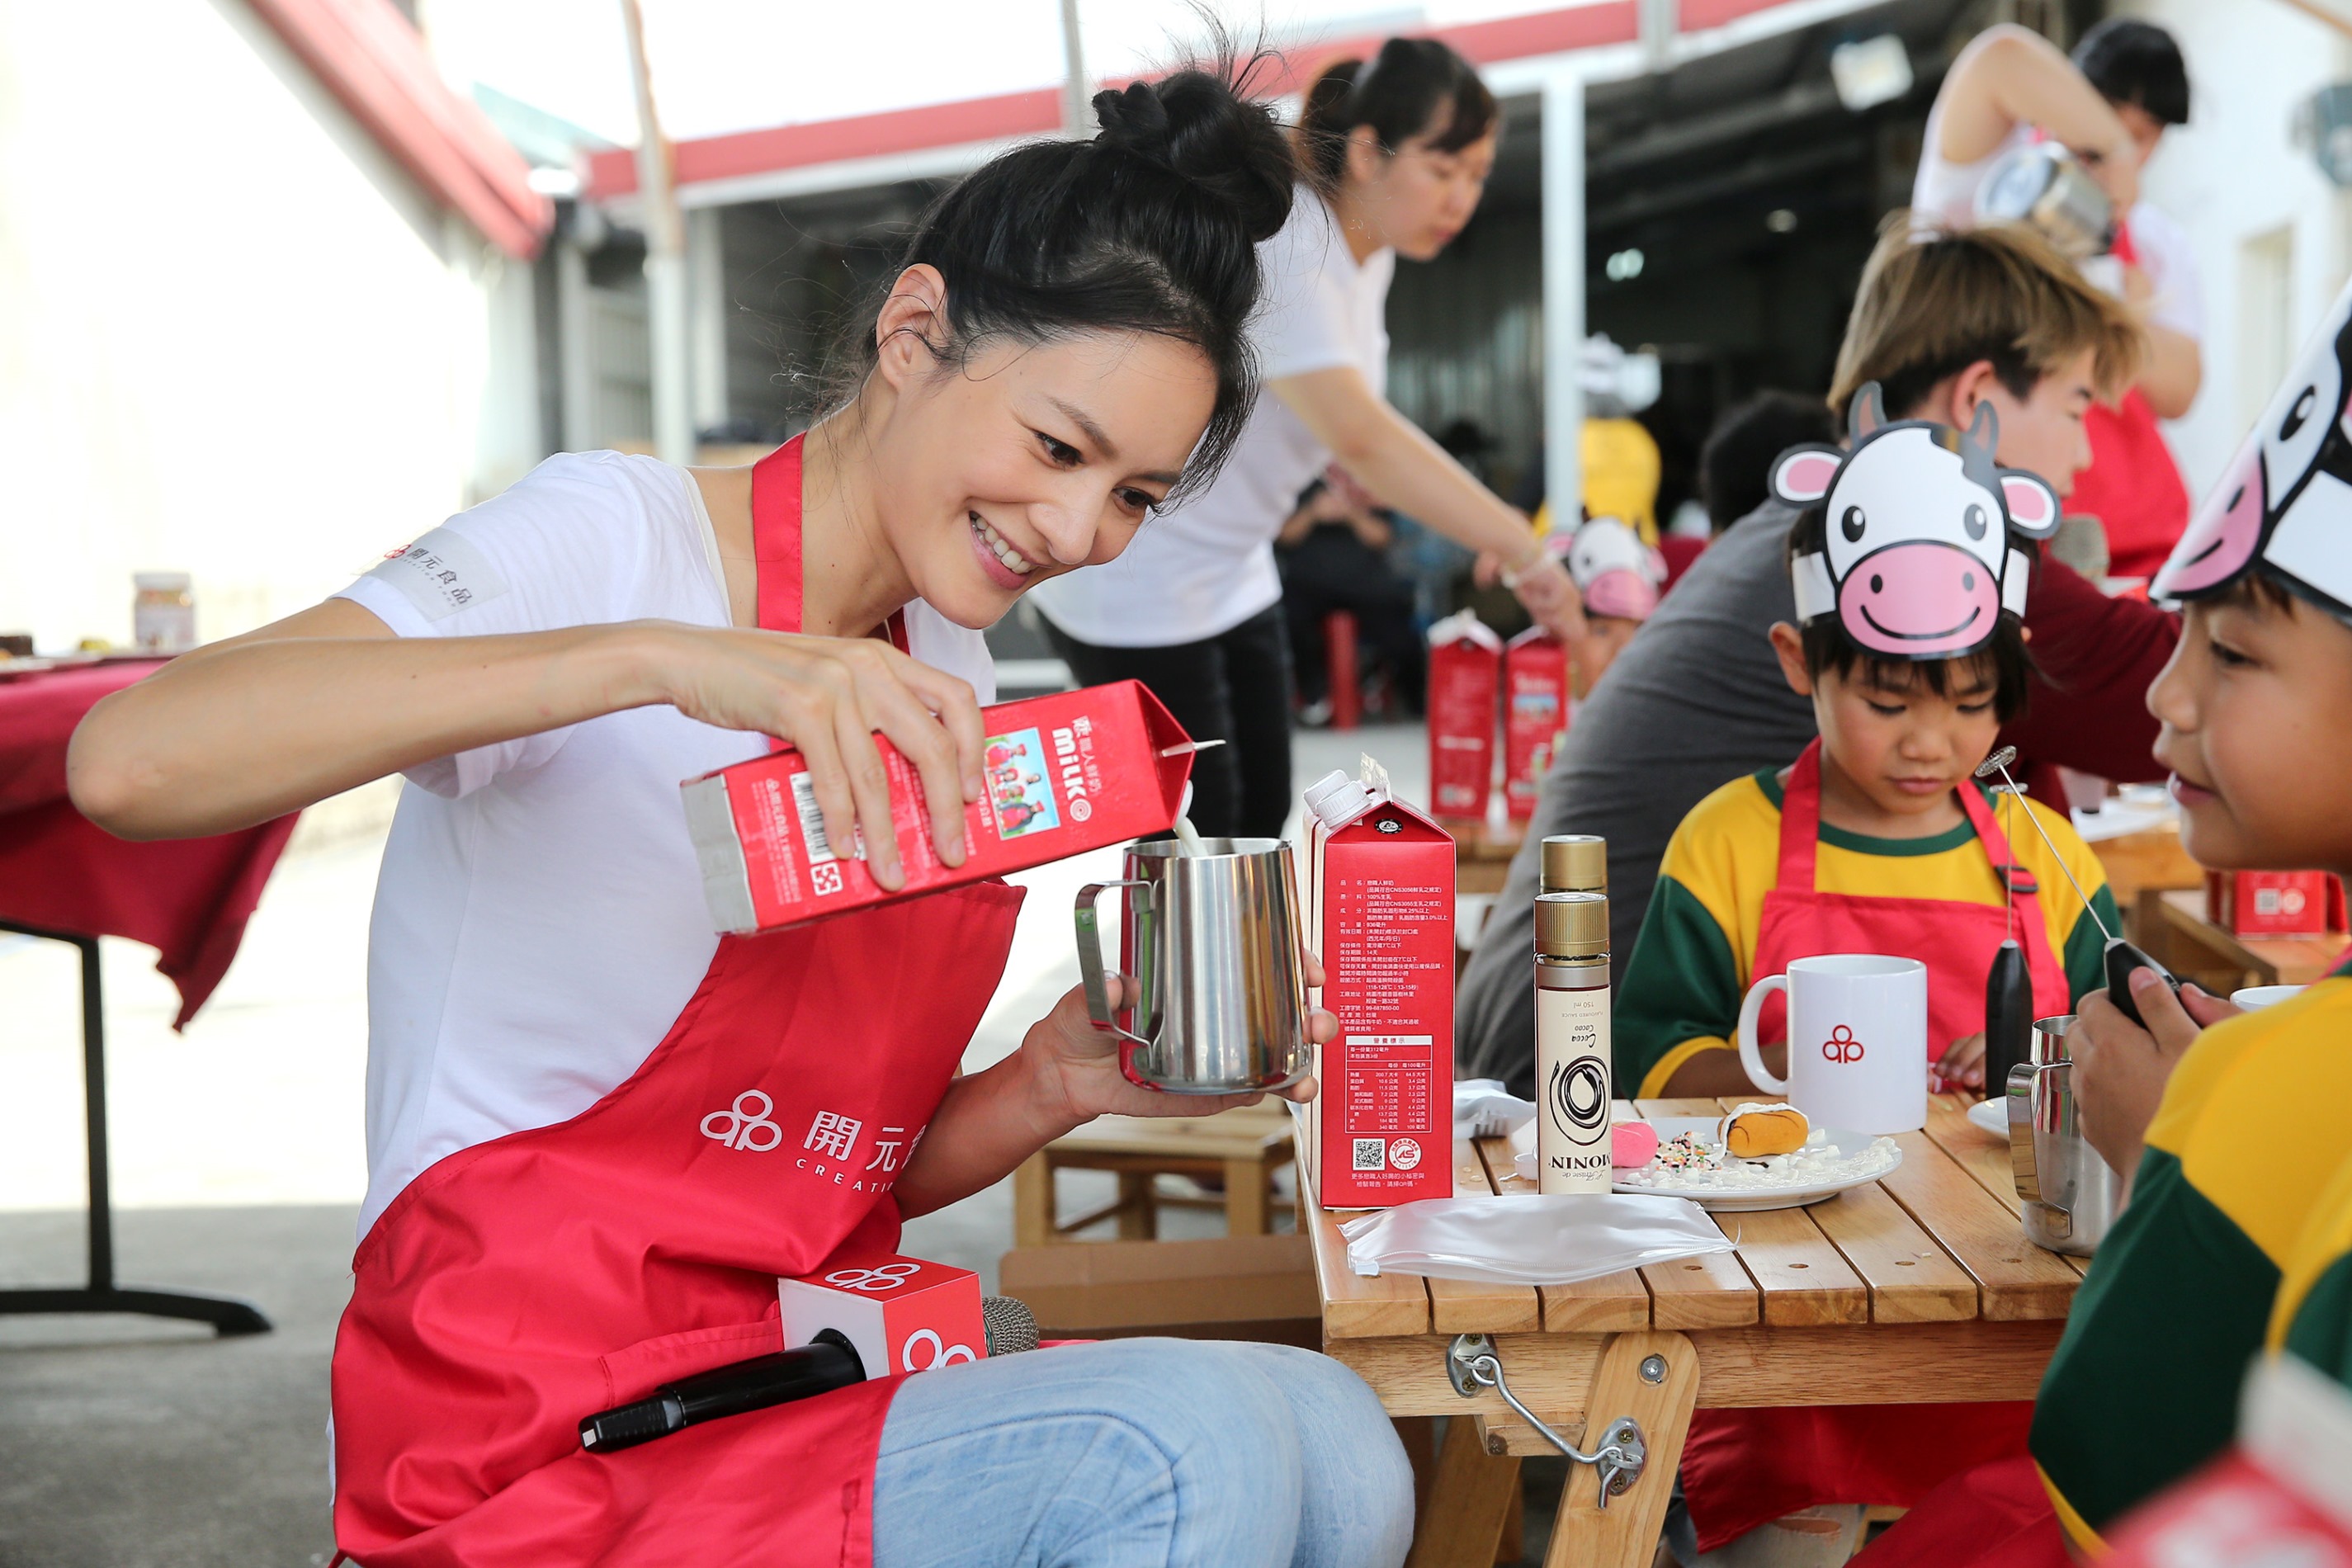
[1276,468,1424,723]
[1913,19,2203,578]
[1457,222,2176,1094]
[1028,37,1579,839]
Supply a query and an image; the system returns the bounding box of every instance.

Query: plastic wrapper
[1454,1078,1537,1140]
[1340,1193,1733,1285]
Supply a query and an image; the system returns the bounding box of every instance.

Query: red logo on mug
[1822,1025,1865,1065]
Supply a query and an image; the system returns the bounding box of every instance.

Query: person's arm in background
[1272,366,1585,641]
[2126,276,2203,418]
[2001,551,2179,783]
[1933,23,2140,210]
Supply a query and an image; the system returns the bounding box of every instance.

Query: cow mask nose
[1837,541,2000,656]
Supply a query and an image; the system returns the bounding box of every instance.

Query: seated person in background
[1277,466,1424,724]
[1453,220,2162,1100]
[1615,389,2118,1565]
[1699,390,1841,535]
[1859,281,2352,1566]
[1558,515,1664,703]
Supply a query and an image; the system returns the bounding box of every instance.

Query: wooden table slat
[1879,1131,2080,1320]
[1424,1139,1544,1334]
[1803,1182,1982,1322]
[1300,1157,1434,1339]
[1467,1137,1655,1331]
[1920,1093,2024,1217]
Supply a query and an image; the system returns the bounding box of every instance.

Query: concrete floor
[0,723,1431,1564]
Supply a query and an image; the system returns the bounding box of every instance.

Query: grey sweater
[1454,499,1816,1095]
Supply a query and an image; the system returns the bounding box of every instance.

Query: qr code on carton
[1352,1138,1386,1172]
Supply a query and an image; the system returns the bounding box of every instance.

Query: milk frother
[1972,748,2181,1028]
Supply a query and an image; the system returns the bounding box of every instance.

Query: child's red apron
[1679,738,2071,1551]
[329,436,1023,1568]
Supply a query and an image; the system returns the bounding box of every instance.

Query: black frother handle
[1983,939,2032,1100]
[2104,938,2182,1028]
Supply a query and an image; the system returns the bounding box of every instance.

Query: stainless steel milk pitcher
[1073,838,1311,1094]
[2005,1014,2124,1255]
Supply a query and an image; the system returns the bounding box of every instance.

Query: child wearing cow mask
[1611,385,2120,1567]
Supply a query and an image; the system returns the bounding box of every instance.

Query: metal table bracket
[1448,1333,1646,1507]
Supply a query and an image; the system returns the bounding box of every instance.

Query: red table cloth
[0,660,297,1027]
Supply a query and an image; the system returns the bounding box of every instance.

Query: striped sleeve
[1614,874,1745,1098]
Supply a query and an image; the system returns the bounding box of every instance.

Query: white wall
[0,0,540,650]
[2120,0,2352,503]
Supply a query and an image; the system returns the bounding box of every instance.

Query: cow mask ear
[1847,382,1888,442]
[1771,446,1843,506]
[1998,470,2062,539]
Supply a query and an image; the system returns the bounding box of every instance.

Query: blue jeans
[871,1338,1414,1568]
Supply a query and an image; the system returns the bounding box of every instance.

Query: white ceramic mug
[1736,954,1928,1134]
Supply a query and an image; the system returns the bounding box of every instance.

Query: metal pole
[1060,0,1090,136]
[77,936,112,1292]
[621,0,695,466]
[1542,69,1586,534]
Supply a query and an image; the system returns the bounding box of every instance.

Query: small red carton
[1501,627,1568,823]
[2207,870,2335,938]
[1426,611,1502,826]
[780,1254,986,1376]
[1301,763,1455,1208]
[684,681,1193,933]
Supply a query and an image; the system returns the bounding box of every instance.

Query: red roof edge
[247,0,552,259]
[585,2,1650,204]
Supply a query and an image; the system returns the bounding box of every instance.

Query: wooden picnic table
[1306,1092,2081,1568]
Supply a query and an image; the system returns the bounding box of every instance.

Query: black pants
[1042,605,1294,841]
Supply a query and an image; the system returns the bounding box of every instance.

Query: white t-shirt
[1910,114,2203,342]
[333,451,993,1236]
[1028,189,1394,647]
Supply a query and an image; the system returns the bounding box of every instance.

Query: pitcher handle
[1074,881,1154,1048]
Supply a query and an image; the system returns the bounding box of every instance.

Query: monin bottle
[1535,890,1613,1193]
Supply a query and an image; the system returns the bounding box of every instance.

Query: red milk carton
[1426,611,1502,826]
[780,1254,986,1377]
[1301,764,1455,1208]
[683,681,1193,934]
[2208,870,2335,937]
[1501,627,1568,823]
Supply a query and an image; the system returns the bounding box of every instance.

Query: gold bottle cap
[1540,834,1608,894]
[1534,890,1609,957]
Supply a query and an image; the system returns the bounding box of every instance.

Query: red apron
[330,436,1023,1568]
[1680,739,2070,1551]
[2069,221,2192,581]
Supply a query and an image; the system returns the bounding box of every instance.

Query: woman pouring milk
[67,63,1413,1568]
[1031,37,1584,840]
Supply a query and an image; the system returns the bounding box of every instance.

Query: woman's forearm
[2137,323,2202,419]
[1271,367,1539,564]
[892,1052,1076,1218]
[69,601,673,839]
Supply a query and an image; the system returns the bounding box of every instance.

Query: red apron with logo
[329,436,1023,1568]
[1679,739,2069,1551]
[2069,221,2192,581]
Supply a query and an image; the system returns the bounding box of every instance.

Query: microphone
[578,1297,1037,1454]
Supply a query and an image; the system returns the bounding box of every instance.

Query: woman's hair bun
[1091,69,1295,245]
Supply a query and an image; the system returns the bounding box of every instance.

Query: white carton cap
[1303,769,1373,829]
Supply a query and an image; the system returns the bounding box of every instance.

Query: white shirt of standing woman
[332,450,994,1237]
[1027,187,1395,648]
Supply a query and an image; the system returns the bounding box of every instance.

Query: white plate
[1609,1117,1903,1211]
[1966,1097,2008,1137]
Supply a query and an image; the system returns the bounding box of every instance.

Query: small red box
[683,682,1193,933]
[1304,772,1455,1208]
[1501,627,1567,823]
[780,1254,987,1377]
[2207,870,2334,937]
[1426,612,1501,825]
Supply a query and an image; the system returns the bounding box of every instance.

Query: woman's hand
[2068,971,2235,1179]
[1934,1032,1987,1095]
[649,624,985,890]
[1020,960,1335,1131]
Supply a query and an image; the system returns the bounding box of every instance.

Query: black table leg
[0,920,271,1336]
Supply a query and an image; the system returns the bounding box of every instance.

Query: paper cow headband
[1769,385,2062,660]
[1562,516,1666,621]
[2152,276,2352,624]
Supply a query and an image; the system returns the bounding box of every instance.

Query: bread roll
[1719,1103,1808,1159]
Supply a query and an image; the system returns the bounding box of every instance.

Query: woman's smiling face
[862,277,1220,630]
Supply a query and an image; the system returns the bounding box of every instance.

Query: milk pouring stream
[1534,890,1613,1193]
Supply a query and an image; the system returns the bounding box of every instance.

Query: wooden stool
[1014,1103,1296,1246]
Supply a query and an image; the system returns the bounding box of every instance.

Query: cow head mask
[1769,383,2062,660]
[2151,276,2352,624]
